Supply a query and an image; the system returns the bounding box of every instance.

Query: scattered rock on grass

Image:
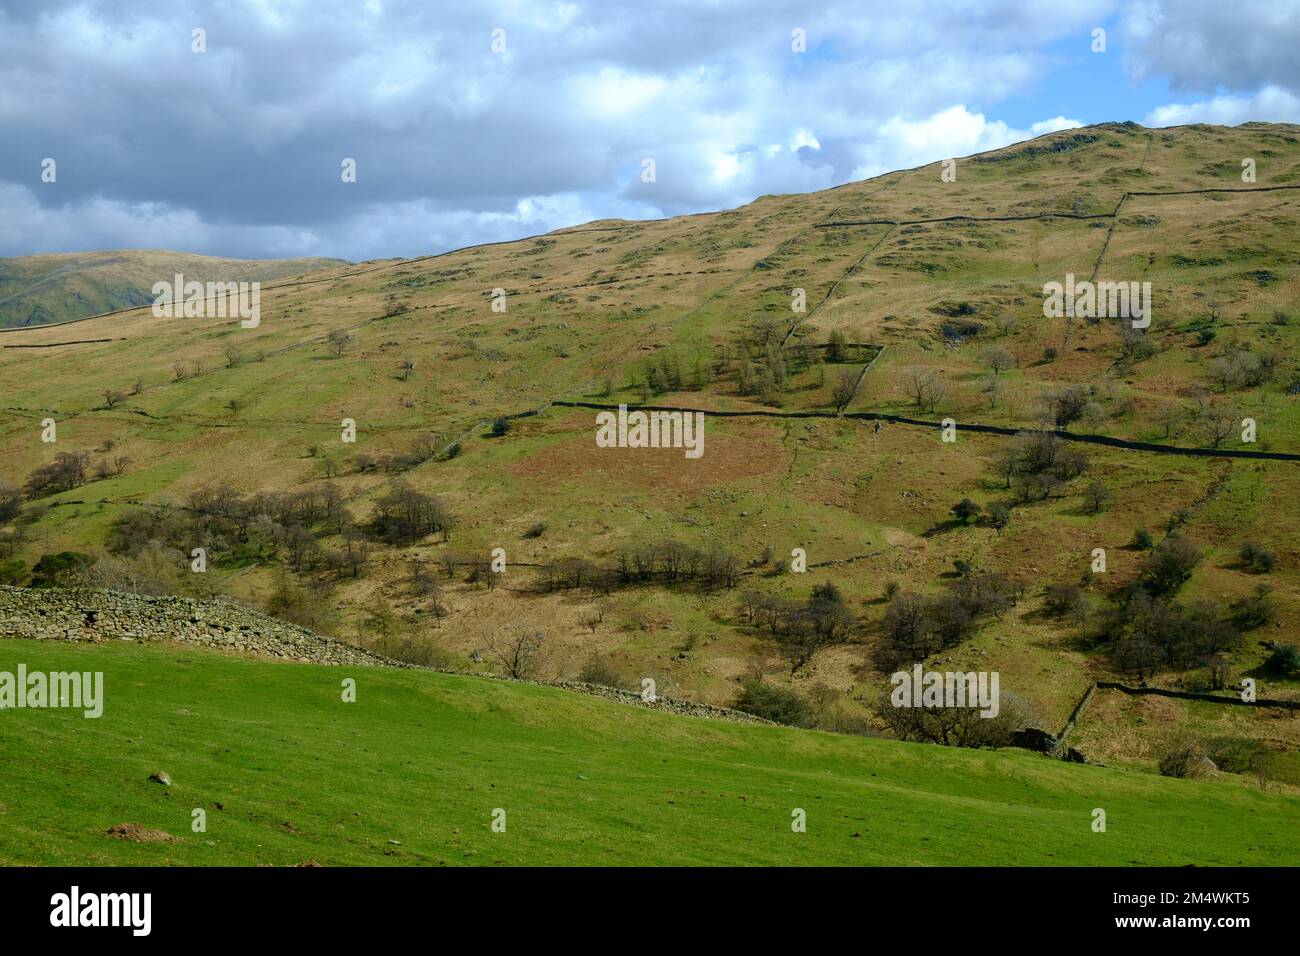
[106,823,176,843]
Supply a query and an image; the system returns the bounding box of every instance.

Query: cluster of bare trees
[873,571,1019,672]
[735,582,856,670]
[187,482,351,533]
[23,451,90,496]
[369,481,456,544]
[898,366,947,412]
[103,479,455,585]
[876,692,1040,748]
[351,434,448,475]
[21,449,130,500]
[1045,533,1274,680]
[990,430,1091,502]
[1208,347,1278,392]
[536,540,742,595]
[710,319,857,408]
[110,484,345,572]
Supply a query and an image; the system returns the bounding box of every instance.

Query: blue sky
[1,0,1297,262]
[997,25,1163,126]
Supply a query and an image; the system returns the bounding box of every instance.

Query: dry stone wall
[0,586,773,724]
[0,585,398,667]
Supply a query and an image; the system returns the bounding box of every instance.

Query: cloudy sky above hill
[2,0,1298,261]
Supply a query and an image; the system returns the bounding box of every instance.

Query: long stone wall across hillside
[0,585,398,667]
[0,586,775,724]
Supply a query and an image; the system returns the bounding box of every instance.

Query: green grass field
[2,638,1296,866]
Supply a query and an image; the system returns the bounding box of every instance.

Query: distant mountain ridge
[0,249,347,329]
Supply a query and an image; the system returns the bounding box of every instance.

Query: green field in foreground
[1,638,1297,866]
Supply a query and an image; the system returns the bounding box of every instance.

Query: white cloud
[0,0,1292,260]
[1145,86,1300,127]
[850,107,1083,179]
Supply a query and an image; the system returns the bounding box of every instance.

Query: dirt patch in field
[883,527,923,548]
[105,823,177,843]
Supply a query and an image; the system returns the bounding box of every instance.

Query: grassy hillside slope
[0,250,346,329]
[1,121,1298,776]
[1,638,1296,866]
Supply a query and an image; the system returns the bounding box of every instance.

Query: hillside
[0,250,346,329]
[1,637,1296,866]
[1,121,1299,781]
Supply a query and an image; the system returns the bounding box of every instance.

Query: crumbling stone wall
[0,585,773,724]
[0,584,397,667]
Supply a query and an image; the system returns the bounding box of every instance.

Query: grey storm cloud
[0,0,1295,261]
[1122,0,1300,93]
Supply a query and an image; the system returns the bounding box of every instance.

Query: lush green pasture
[1,639,1296,866]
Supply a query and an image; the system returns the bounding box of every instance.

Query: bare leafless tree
[327,328,354,357]
[899,366,947,412]
[487,628,547,680]
[1197,405,1239,448]
[979,344,1016,375]
[830,367,859,409]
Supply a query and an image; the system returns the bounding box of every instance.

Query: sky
[2,0,1299,262]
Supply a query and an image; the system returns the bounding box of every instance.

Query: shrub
[990,431,1090,499]
[29,551,94,588]
[876,691,1041,749]
[373,634,448,668]
[1239,540,1276,573]
[1131,527,1154,550]
[733,681,810,727]
[1044,583,1085,617]
[24,452,91,498]
[1267,643,1300,676]
[1205,737,1273,776]
[0,483,21,524]
[1230,587,1275,630]
[1139,535,1201,596]
[1158,737,1209,778]
[0,558,25,585]
[524,522,546,539]
[577,656,625,689]
[1079,481,1113,515]
[491,417,511,437]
